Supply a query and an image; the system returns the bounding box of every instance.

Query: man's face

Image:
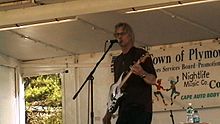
[114,27,131,47]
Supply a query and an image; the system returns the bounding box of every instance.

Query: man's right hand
[102,111,112,124]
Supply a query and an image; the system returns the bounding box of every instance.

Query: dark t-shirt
[114,47,157,113]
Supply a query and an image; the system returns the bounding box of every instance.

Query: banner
[149,39,220,111]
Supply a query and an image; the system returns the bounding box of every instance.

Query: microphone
[106,39,119,44]
[104,39,118,52]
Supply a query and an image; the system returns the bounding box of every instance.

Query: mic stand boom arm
[73,42,115,124]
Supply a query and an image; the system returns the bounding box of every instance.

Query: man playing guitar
[103,22,157,124]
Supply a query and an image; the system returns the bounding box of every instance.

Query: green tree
[24,74,62,124]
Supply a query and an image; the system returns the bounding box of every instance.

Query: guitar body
[107,73,124,113]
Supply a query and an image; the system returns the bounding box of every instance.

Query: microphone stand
[73,41,116,124]
[170,110,175,124]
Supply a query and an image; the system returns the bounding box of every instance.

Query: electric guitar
[107,53,150,113]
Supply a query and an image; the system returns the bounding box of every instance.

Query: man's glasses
[114,32,127,38]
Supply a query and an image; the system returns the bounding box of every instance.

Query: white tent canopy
[0,0,220,124]
[0,0,219,61]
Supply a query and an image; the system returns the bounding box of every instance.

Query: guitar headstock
[139,52,150,64]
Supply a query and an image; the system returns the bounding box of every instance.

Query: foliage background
[24,74,62,124]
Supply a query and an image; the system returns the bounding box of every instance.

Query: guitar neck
[118,53,149,90]
[119,70,133,89]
